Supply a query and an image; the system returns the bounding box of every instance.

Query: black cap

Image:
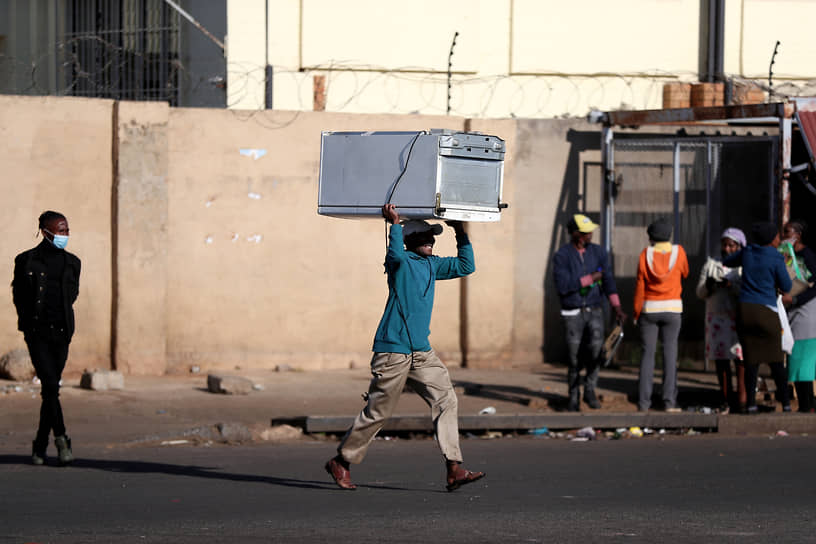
[647,218,672,242]
[751,221,778,246]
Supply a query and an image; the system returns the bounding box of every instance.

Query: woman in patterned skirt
[696,228,745,413]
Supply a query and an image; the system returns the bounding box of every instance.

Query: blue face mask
[44,230,69,249]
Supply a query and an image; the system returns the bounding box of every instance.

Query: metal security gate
[601,133,779,361]
[60,0,181,104]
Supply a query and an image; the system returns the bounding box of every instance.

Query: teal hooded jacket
[372,224,475,354]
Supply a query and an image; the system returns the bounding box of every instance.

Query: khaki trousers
[338,350,463,464]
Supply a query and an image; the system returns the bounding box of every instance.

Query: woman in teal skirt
[782,220,816,412]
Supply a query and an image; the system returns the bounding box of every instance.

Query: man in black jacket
[12,211,81,465]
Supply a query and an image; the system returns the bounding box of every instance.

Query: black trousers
[744,362,789,409]
[563,307,605,396]
[25,327,70,447]
[794,381,815,413]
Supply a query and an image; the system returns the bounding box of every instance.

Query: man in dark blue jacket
[553,214,625,411]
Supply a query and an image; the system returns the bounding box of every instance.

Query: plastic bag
[778,295,794,355]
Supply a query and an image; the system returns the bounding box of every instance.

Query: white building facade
[227,0,816,117]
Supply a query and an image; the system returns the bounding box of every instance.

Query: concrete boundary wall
[115,101,170,374]
[0,96,113,373]
[164,109,469,373]
[0,95,588,374]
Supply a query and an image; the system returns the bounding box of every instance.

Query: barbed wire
[3,36,816,126]
[222,64,816,127]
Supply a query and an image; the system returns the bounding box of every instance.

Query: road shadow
[455,373,722,412]
[0,455,424,492]
[454,380,571,411]
[590,374,721,407]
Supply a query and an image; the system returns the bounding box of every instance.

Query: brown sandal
[446,468,486,491]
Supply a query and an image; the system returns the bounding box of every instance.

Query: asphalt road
[1,435,814,543]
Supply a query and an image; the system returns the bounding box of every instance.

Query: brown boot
[446,460,486,492]
[324,455,356,490]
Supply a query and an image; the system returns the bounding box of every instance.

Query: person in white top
[695,228,745,413]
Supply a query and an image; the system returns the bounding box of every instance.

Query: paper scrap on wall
[239,148,267,160]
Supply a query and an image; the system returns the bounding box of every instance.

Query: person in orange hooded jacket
[633,218,689,412]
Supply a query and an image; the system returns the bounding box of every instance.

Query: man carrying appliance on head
[553,214,627,412]
[324,204,485,492]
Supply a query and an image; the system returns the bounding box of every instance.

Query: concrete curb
[717,413,816,435]
[278,412,816,436]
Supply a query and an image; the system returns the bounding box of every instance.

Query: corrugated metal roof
[600,103,790,127]
[796,111,816,168]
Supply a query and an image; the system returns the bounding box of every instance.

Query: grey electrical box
[318,130,507,222]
